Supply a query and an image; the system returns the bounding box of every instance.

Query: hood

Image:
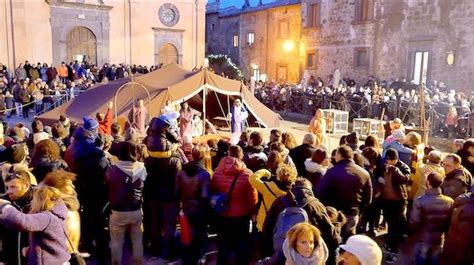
[50,201,69,220]
[291,179,316,206]
[115,161,147,182]
[304,158,327,174]
[217,156,246,176]
[183,160,205,176]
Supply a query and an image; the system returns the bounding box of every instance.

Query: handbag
[210,173,240,214]
[62,229,86,265]
[179,211,193,246]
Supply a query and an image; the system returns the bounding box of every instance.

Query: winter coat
[441,167,472,199]
[211,156,258,217]
[0,188,34,265]
[177,161,211,215]
[378,160,411,201]
[289,143,316,177]
[409,188,454,246]
[64,127,110,202]
[243,145,268,172]
[382,140,414,167]
[304,159,327,190]
[105,161,147,212]
[457,149,474,176]
[249,169,288,231]
[144,118,182,202]
[441,190,474,265]
[0,202,70,265]
[30,156,69,182]
[98,107,112,135]
[263,181,341,262]
[315,159,372,215]
[410,162,444,199]
[15,67,26,81]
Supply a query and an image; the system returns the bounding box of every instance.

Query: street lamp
[283,39,295,52]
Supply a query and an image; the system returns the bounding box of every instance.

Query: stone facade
[0,0,206,70]
[206,0,302,83]
[207,0,474,91]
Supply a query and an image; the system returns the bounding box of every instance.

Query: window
[307,51,317,68]
[278,20,289,38]
[309,3,321,28]
[277,65,288,81]
[253,68,260,81]
[211,24,215,30]
[354,0,373,22]
[413,51,429,85]
[233,35,239,47]
[355,48,369,68]
[248,32,255,45]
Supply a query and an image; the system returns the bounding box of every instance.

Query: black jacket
[144,118,182,202]
[30,156,69,182]
[177,161,211,215]
[315,159,372,215]
[289,143,316,176]
[377,160,411,201]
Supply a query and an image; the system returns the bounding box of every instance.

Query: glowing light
[283,39,295,52]
[251,63,259,70]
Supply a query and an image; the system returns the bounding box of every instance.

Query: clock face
[159,4,179,27]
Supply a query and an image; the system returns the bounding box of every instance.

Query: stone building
[206,0,302,83]
[0,0,206,70]
[207,0,474,91]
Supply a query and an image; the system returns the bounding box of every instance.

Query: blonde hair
[282,132,297,150]
[30,185,62,213]
[276,164,297,187]
[405,131,422,147]
[287,223,321,251]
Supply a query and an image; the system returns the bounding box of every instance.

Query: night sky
[210,0,276,8]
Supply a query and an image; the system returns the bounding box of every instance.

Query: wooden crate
[321,109,349,134]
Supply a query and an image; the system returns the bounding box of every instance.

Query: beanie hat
[83,116,99,131]
[340,235,382,265]
[392,129,405,142]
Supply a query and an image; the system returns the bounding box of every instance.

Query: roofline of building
[206,0,301,17]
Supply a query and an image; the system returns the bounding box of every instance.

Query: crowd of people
[253,75,474,138]
[0,61,165,119]
[0,94,472,265]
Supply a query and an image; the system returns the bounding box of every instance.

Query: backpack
[272,192,309,253]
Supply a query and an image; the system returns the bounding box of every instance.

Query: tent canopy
[38,64,281,128]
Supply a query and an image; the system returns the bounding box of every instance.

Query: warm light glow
[251,63,259,70]
[283,39,295,52]
[204,58,209,68]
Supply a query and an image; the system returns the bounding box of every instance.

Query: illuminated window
[248,32,255,45]
[233,35,239,47]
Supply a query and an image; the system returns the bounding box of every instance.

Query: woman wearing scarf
[283,222,328,265]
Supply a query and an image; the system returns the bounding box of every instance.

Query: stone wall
[302,0,474,91]
[205,12,241,65]
[239,4,301,83]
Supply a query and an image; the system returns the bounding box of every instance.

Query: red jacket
[211,156,257,217]
[99,108,112,135]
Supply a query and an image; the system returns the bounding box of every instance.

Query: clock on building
[159,3,179,27]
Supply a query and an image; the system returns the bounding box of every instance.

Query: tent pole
[202,86,206,136]
[215,91,230,128]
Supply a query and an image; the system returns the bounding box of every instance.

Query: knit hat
[392,129,405,142]
[339,235,382,265]
[83,116,99,131]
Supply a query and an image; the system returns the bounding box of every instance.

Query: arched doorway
[158,43,178,65]
[66,27,97,64]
